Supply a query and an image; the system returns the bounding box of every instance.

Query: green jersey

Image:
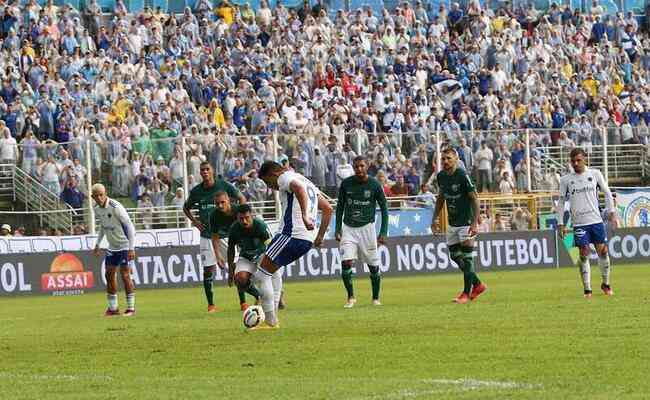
[335,176,389,236]
[437,167,476,227]
[185,180,242,239]
[228,218,272,263]
[209,209,237,238]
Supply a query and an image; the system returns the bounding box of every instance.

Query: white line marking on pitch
[423,378,543,390]
[0,372,114,382]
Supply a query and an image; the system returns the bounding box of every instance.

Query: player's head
[441,148,458,172]
[199,161,214,183]
[91,183,107,206]
[214,191,231,213]
[352,155,368,181]
[569,148,587,173]
[236,204,254,228]
[258,161,283,190]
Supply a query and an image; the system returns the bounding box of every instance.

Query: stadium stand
[1,0,650,236]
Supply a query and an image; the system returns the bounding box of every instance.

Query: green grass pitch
[1,265,649,400]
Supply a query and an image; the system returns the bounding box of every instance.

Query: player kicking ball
[254,161,333,329]
[335,156,389,308]
[431,148,487,304]
[210,192,260,311]
[91,184,137,316]
[557,148,616,298]
[227,204,272,312]
[184,162,246,313]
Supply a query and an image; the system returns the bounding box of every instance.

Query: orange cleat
[584,290,593,298]
[240,303,249,311]
[453,293,470,304]
[601,284,614,296]
[470,283,487,301]
[207,305,219,313]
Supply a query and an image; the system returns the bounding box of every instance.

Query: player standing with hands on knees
[91,183,137,316]
[255,161,333,329]
[557,148,616,298]
[431,148,487,304]
[335,156,389,308]
[184,162,246,313]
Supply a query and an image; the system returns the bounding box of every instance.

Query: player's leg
[104,264,120,316]
[120,263,136,316]
[459,228,486,301]
[234,259,261,311]
[447,227,469,303]
[201,238,218,312]
[574,226,593,297]
[271,267,284,311]
[592,223,613,295]
[340,225,358,307]
[359,223,382,305]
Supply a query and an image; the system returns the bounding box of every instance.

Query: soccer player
[431,148,487,304]
[210,191,260,310]
[557,148,616,298]
[256,160,333,329]
[227,204,271,310]
[184,162,246,312]
[335,156,389,308]
[91,183,137,316]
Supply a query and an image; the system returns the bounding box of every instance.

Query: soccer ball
[242,305,265,328]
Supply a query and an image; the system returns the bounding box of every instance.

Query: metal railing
[0,164,78,234]
[0,164,13,202]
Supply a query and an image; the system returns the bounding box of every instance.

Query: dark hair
[442,147,458,156]
[214,190,229,199]
[569,148,586,159]
[200,161,212,169]
[353,155,367,164]
[237,204,252,215]
[259,160,281,178]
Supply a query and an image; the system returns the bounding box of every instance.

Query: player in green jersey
[210,192,260,311]
[335,156,389,308]
[431,148,487,304]
[183,162,246,312]
[227,204,272,313]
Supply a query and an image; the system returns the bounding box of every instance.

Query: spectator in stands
[511,208,532,231]
[0,125,18,165]
[60,178,86,210]
[475,141,493,193]
[0,224,11,236]
[499,171,516,194]
[493,213,507,232]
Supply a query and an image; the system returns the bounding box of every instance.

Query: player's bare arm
[377,187,389,245]
[212,232,225,269]
[227,239,236,287]
[183,202,204,231]
[468,191,480,237]
[289,179,314,230]
[315,194,333,248]
[334,183,346,242]
[431,194,445,233]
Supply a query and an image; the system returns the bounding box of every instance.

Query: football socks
[126,293,135,310]
[271,269,283,311]
[368,265,381,301]
[598,254,611,285]
[341,265,354,299]
[203,267,215,306]
[579,255,592,292]
[107,294,118,311]
[254,269,277,326]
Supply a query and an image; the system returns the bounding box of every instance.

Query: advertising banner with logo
[613,188,650,228]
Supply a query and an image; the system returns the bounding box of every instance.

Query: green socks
[246,283,261,300]
[450,245,480,294]
[203,268,214,305]
[238,289,246,304]
[342,266,355,299]
[368,266,381,301]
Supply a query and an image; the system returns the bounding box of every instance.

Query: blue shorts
[574,223,607,247]
[264,234,312,268]
[105,250,129,267]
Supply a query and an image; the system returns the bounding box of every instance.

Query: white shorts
[200,237,217,267]
[446,226,475,246]
[340,223,380,266]
[235,258,258,275]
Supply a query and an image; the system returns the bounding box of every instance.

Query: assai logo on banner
[41,253,94,296]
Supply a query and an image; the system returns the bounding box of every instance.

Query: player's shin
[368,266,381,300]
[578,255,592,292]
[460,246,481,287]
[203,266,215,306]
[598,254,611,285]
[253,269,277,326]
[341,265,355,299]
[271,268,283,311]
[450,245,471,294]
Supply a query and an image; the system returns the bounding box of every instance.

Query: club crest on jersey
[451,184,460,192]
[364,190,371,198]
[588,177,593,182]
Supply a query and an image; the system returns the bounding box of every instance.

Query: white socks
[107,294,118,311]
[126,293,135,310]
[254,269,277,326]
[579,256,591,292]
[272,267,284,312]
[598,254,611,285]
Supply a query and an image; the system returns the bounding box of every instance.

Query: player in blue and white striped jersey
[557,148,616,298]
[91,183,137,316]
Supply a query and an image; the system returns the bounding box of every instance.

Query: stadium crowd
[1,0,650,236]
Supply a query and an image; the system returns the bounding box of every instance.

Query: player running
[431,148,487,304]
[210,191,260,310]
[557,148,616,298]
[91,183,137,316]
[184,162,246,313]
[335,156,389,308]
[255,161,333,329]
[227,204,272,312]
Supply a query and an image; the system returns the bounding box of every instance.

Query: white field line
[423,378,543,390]
[0,372,113,382]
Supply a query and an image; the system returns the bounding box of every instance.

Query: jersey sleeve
[256,219,272,244]
[114,202,136,250]
[224,180,243,201]
[183,188,197,209]
[278,171,298,192]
